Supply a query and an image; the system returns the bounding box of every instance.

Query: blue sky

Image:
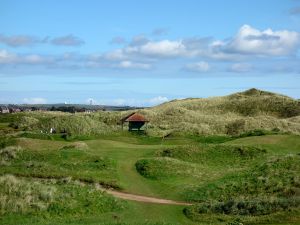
[1,0,300,106]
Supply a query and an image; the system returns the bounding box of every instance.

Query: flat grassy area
[0,125,299,224]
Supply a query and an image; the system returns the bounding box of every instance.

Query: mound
[143,88,300,136]
[183,154,300,220]
[135,157,199,180]
[157,144,267,165]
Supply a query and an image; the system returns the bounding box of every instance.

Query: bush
[0,146,22,165]
[239,129,267,137]
[0,137,16,149]
[226,120,245,136]
[184,197,300,218]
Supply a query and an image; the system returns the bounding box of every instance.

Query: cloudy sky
[1,0,300,106]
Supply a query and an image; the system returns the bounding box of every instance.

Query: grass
[0,132,299,224]
[0,89,299,224]
[1,89,300,138]
[0,138,119,188]
[0,175,56,215]
[0,175,127,225]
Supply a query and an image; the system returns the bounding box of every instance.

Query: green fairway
[0,132,299,224]
[0,100,300,225]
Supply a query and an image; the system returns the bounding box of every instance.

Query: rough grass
[47,181,126,217]
[0,141,119,188]
[184,197,300,217]
[3,89,300,137]
[183,155,300,202]
[0,175,126,219]
[183,155,300,222]
[0,146,22,165]
[0,175,56,215]
[0,99,300,225]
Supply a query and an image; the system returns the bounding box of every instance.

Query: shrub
[0,137,16,149]
[239,129,267,137]
[184,197,300,218]
[0,146,22,165]
[226,120,245,136]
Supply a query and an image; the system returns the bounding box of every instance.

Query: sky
[1,0,300,106]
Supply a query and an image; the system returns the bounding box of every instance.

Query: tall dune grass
[0,175,56,215]
[9,89,300,137]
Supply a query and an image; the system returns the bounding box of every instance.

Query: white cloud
[51,34,84,46]
[185,61,210,72]
[0,49,18,64]
[23,54,51,64]
[0,34,47,47]
[223,25,300,56]
[125,40,186,57]
[117,60,151,70]
[2,25,299,75]
[23,97,47,104]
[130,35,149,46]
[139,40,186,57]
[229,63,253,73]
[0,49,54,65]
[97,96,169,107]
[102,25,300,63]
[103,49,127,61]
[148,96,169,105]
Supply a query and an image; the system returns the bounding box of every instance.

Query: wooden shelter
[121,112,149,131]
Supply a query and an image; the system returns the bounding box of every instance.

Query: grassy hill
[2,88,300,139]
[143,88,300,136]
[0,90,299,225]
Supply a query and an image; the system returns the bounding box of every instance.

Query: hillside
[2,88,300,138]
[142,88,300,136]
[0,88,299,225]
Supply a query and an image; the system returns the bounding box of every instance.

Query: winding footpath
[13,173,192,206]
[105,189,193,206]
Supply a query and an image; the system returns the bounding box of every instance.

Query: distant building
[120,112,149,131]
[9,107,21,113]
[22,108,32,112]
[0,106,9,114]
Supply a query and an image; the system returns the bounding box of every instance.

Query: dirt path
[105,189,193,206]
[13,173,192,206]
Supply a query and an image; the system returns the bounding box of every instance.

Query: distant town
[0,104,144,114]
